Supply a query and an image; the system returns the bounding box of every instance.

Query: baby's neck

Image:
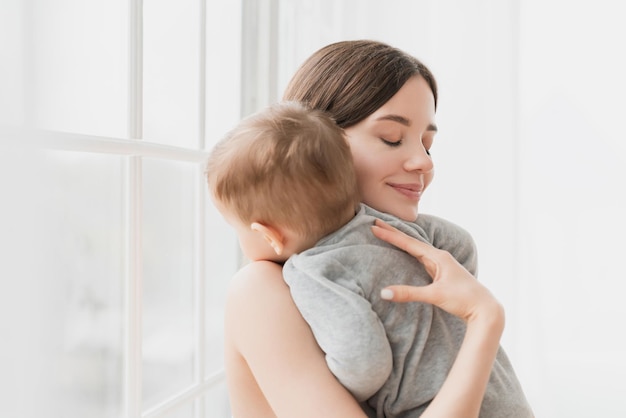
[289,204,358,257]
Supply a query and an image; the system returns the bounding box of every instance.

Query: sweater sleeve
[283,256,393,401]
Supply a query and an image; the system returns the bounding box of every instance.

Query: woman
[223,40,531,417]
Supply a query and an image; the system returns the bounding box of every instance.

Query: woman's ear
[250,222,285,256]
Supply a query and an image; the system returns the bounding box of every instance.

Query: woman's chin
[381,204,419,223]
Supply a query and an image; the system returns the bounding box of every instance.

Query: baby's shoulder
[416,213,474,245]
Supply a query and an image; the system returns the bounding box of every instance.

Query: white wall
[517,1,626,416]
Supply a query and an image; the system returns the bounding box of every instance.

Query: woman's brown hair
[283,40,438,129]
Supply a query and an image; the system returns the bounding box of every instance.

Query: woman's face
[345,75,436,222]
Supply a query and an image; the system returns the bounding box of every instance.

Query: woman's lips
[388,183,423,200]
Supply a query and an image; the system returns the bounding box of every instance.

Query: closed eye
[380,138,402,147]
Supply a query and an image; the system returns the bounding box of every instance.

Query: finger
[372,219,397,231]
[380,285,433,304]
[371,222,440,278]
[371,221,429,257]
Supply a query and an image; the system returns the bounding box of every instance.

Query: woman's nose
[403,144,433,172]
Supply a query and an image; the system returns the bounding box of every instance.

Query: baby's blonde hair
[206,101,360,238]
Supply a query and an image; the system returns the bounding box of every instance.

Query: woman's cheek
[351,152,376,184]
[424,170,434,191]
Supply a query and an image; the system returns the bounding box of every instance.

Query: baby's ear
[250,222,285,256]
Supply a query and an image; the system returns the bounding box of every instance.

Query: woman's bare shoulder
[225,261,297,346]
[227,261,288,304]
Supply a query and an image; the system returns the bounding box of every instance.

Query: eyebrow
[375,114,438,132]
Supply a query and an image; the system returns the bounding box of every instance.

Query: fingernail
[380,289,394,300]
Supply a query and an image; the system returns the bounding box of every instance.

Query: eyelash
[380,138,432,156]
[381,138,402,147]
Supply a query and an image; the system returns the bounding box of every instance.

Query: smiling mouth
[388,183,423,199]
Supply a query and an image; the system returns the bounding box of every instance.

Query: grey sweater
[283,204,532,417]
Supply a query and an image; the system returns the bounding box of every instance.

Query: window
[1,1,242,416]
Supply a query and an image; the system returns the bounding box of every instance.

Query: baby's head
[206,101,360,262]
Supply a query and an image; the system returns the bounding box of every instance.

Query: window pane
[204,0,243,147]
[24,0,128,137]
[144,0,200,147]
[0,0,25,126]
[142,158,195,408]
[204,193,239,375]
[203,381,232,418]
[158,403,195,418]
[30,149,124,417]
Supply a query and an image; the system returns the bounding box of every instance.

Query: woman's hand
[371,219,503,325]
